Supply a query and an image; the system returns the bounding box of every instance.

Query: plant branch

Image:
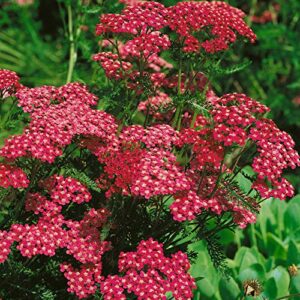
[66,4,77,83]
[276,293,300,300]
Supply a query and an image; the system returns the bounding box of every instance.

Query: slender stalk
[190,80,210,128]
[276,293,300,300]
[209,159,225,198]
[66,4,76,83]
[248,0,258,27]
[172,45,183,129]
[0,98,16,130]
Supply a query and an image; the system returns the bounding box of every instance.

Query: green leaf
[267,266,290,298]
[64,167,101,193]
[219,277,240,300]
[290,274,300,294]
[218,228,235,246]
[284,196,300,237]
[237,165,256,194]
[255,199,276,248]
[266,233,287,261]
[287,240,299,266]
[189,242,219,298]
[234,247,258,272]
[249,247,267,266]
[197,278,218,298]
[265,257,274,273]
[261,278,278,299]
[214,59,252,76]
[239,263,266,283]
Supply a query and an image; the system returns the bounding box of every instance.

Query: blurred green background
[0,0,300,299]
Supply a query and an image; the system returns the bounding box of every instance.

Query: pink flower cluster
[94,1,256,95]
[93,52,133,80]
[0,230,14,263]
[122,32,171,58]
[0,69,21,97]
[0,0,299,291]
[92,124,190,199]
[0,83,117,163]
[0,174,111,299]
[250,119,300,199]
[168,92,299,226]
[211,93,269,146]
[97,1,256,54]
[169,166,258,228]
[101,238,196,299]
[171,187,257,229]
[60,263,103,299]
[168,1,256,53]
[96,2,168,35]
[0,163,29,188]
[43,175,92,205]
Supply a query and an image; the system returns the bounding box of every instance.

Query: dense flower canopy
[0,1,299,299]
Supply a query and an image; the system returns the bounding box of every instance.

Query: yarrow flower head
[0,163,29,189]
[90,124,190,200]
[249,118,300,199]
[168,1,257,53]
[211,93,269,146]
[0,82,117,163]
[96,2,168,35]
[101,238,196,299]
[0,173,110,298]
[0,69,21,97]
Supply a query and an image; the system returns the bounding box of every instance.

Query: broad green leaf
[249,247,267,266]
[267,266,290,298]
[284,196,300,235]
[265,257,274,273]
[234,247,258,272]
[261,278,278,299]
[197,278,218,299]
[189,243,215,279]
[270,198,287,238]
[290,274,300,294]
[287,240,299,266]
[218,228,235,246]
[266,233,287,261]
[239,263,266,283]
[256,199,276,248]
[219,277,240,300]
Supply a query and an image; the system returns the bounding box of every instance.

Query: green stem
[209,159,225,198]
[0,98,16,130]
[172,103,182,129]
[248,0,258,27]
[276,293,300,300]
[66,4,76,83]
[172,46,183,129]
[178,56,182,95]
[190,80,210,128]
